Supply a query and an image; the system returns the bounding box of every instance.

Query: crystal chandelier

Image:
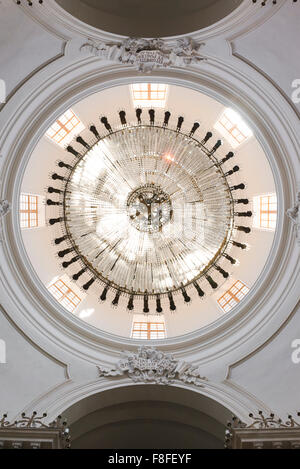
[253,0,298,5]
[48,109,252,313]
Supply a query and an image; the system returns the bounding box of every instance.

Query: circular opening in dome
[20,83,277,340]
[55,0,243,37]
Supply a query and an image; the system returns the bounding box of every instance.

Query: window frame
[259,194,277,230]
[45,109,84,146]
[131,320,166,340]
[253,193,277,231]
[48,278,82,313]
[131,83,168,108]
[217,280,250,313]
[214,108,253,149]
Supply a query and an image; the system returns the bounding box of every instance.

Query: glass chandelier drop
[48,109,252,313]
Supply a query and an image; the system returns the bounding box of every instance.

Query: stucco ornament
[80,37,205,73]
[286,191,300,244]
[0,200,11,218]
[97,346,208,386]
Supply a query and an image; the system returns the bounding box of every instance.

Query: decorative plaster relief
[286,191,300,245]
[80,37,205,73]
[98,346,208,387]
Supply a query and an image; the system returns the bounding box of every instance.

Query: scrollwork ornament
[80,36,206,73]
[98,346,207,387]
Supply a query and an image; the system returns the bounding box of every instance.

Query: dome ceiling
[55,0,243,37]
[21,84,276,338]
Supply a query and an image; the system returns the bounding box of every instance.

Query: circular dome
[55,0,243,37]
[21,83,276,339]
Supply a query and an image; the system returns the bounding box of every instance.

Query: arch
[21,375,271,427]
[64,384,230,449]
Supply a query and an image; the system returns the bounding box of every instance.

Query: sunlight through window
[131,84,168,108]
[218,280,249,313]
[46,109,85,147]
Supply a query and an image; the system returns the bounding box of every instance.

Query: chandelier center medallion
[126,184,172,233]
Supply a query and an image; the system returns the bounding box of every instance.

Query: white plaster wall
[0,307,67,415]
[0,1,63,101]
[229,302,300,415]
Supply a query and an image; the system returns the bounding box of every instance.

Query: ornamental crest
[98,346,207,386]
[81,37,205,73]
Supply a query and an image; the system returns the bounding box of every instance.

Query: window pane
[258,194,277,230]
[132,84,168,108]
[48,279,81,313]
[46,109,82,145]
[218,280,249,312]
